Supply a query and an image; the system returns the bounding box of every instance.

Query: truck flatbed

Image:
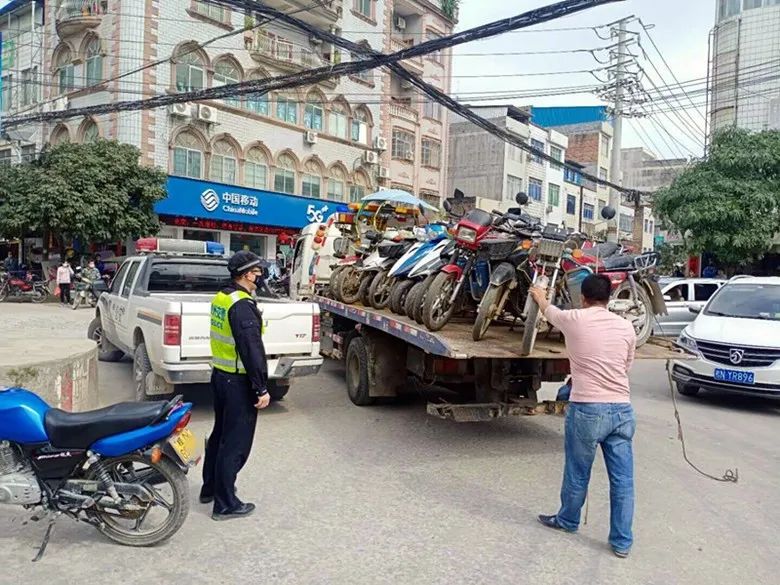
[315,296,685,361]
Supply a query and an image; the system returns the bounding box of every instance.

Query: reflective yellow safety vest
[210,290,252,374]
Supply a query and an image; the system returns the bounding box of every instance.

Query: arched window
[350,170,370,203]
[275,93,298,124]
[245,147,269,189]
[50,125,71,146]
[54,46,75,94]
[304,90,324,131]
[210,139,238,184]
[302,159,323,198]
[81,120,99,143]
[174,47,205,92]
[329,100,349,140]
[327,165,347,201]
[245,70,269,115]
[172,131,204,178]
[84,37,103,86]
[351,106,370,144]
[274,153,297,194]
[213,59,240,107]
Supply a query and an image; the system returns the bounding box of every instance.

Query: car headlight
[456,226,477,243]
[676,331,699,354]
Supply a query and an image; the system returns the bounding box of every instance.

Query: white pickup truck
[88,248,323,401]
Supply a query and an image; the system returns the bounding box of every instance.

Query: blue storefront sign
[157,176,348,229]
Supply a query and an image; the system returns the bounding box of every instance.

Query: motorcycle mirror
[453,189,465,201]
[601,205,617,220]
[443,199,453,213]
[515,192,529,206]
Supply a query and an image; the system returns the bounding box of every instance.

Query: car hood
[688,314,780,347]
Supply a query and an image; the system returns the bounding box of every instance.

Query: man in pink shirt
[529,274,637,558]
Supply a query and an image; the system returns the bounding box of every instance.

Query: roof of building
[468,104,531,124]
[530,106,612,128]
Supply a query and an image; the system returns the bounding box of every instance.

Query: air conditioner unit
[305,130,318,144]
[374,136,388,151]
[197,104,218,123]
[169,103,192,117]
[378,166,390,179]
[364,151,379,165]
[395,16,406,30]
[403,150,414,161]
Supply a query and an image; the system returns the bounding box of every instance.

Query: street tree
[653,128,780,266]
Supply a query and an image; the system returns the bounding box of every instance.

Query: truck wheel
[345,337,374,406]
[133,343,154,402]
[520,299,540,356]
[676,383,700,397]
[88,317,123,362]
[267,380,290,402]
[473,284,503,341]
[390,280,414,314]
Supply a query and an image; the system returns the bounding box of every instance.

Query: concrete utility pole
[607,17,629,243]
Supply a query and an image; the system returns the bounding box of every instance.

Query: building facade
[0,0,455,259]
[710,0,780,134]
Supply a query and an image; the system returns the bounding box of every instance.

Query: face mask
[253,273,264,287]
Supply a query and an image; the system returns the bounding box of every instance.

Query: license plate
[714,368,755,385]
[168,428,199,466]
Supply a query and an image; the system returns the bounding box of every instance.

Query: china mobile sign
[159,176,348,230]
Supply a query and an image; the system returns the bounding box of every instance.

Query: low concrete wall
[0,338,99,411]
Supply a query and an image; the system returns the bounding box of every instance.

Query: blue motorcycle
[0,388,197,559]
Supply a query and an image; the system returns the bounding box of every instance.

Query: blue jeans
[556,402,636,552]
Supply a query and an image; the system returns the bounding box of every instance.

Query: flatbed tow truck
[317,295,685,422]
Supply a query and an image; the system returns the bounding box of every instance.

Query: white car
[652,277,726,337]
[672,276,780,398]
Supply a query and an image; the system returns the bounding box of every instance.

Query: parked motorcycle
[403,239,456,324]
[0,271,49,303]
[72,272,109,310]
[0,388,198,559]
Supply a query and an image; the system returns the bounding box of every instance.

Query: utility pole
[607,17,629,243]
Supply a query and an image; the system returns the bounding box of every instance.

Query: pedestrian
[56,260,74,305]
[201,250,271,521]
[94,253,105,275]
[83,260,101,282]
[4,252,18,275]
[702,260,717,279]
[529,274,637,558]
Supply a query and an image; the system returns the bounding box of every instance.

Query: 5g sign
[306,204,329,223]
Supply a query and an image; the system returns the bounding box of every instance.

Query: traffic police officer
[201,251,271,520]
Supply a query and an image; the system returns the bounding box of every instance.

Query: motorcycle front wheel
[31,287,47,304]
[423,272,458,331]
[368,270,393,310]
[88,454,189,547]
[472,284,505,341]
[611,281,653,347]
[520,298,541,356]
[71,295,81,310]
[338,267,363,304]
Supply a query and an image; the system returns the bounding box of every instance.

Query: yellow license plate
[168,428,199,466]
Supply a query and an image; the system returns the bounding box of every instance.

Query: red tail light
[312,313,321,342]
[173,411,191,433]
[164,314,182,345]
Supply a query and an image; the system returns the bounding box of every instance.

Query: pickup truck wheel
[345,337,374,406]
[133,343,154,402]
[267,380,290,402]
[676,383,700,397]
[88,317,123,362]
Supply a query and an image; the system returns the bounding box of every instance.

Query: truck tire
[345,337,374,406]
[676,383,700,397]
[267,379,290,402]
[389,280,414,314]
[88,317,123,362]
[520,299,540,356]
[133,343,154,402]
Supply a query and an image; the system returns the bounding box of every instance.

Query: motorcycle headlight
[676,331,699,355]
[456,226,477,243]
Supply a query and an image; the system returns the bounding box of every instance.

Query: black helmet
[228,250,262,279]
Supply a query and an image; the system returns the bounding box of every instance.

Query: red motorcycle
[0,271,50,303]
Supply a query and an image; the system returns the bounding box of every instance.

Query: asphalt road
[1,303,779,584]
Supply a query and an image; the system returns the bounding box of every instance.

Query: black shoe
[537,514,576,533]
[212,502,256,521]
[199,493,214,504]
[613,548,630,559]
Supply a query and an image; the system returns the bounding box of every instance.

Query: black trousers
[59,283,71,304]
[201,369,259,514]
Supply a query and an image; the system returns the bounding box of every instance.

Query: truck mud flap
[427,400,567,422]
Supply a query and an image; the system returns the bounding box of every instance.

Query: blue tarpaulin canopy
[361,189,439,212]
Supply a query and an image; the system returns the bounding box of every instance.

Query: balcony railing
[389,36,424,70]
[251,31,328,70]
[56,0,106,36]
[390,103,419,123]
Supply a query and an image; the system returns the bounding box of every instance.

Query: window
[392,128,415,160]
[648,220,654,233]
[421,138,441,168]
[665,283,689,302]
[55,47,75,94]
[743,0,762,9]
[210,140,237,184]
[351,107,369,143]
[214,60,240,107]
[121,262,140,298]
[245,91,269,115]
[193,0,227,22]
[304,94,324,131]
[599,167,608,182]
[276,95,298,124]
[528,178,543,201]
[619,213,632,233]
[328,166,346,201]
[175,50,205,91]
[349,185,366,202]
[506,175,522,200]
[549,145,563,169]
[245,148,269,189]
[530,138,545,164]
[354,0,372,18]
[302,174,321,198]
[564,167,582,185]
[274,154,296,194]
[0,148,12,166]
[329,103,348,139]
[548,183,560,207]
[423,98,441,121]
[600,134,610,158]
[1,75,11,112]
[566,194,576,215]
[20,145,36,162]
[109,262,131,294]
[50,125,70,145]
[147,260,231,293]
[172,132,203,179]
[85,38,103,86]
[583,203,595,220]
[82,120,99,143]
[426,31,443,62]
[644,219,650,233]
[351,52,373,83]
[695,283,720,301]
[21,68,37,106]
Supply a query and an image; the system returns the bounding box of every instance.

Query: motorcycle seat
[602,254,636,270]
[44,401,168,450]
[590,242,621,258]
